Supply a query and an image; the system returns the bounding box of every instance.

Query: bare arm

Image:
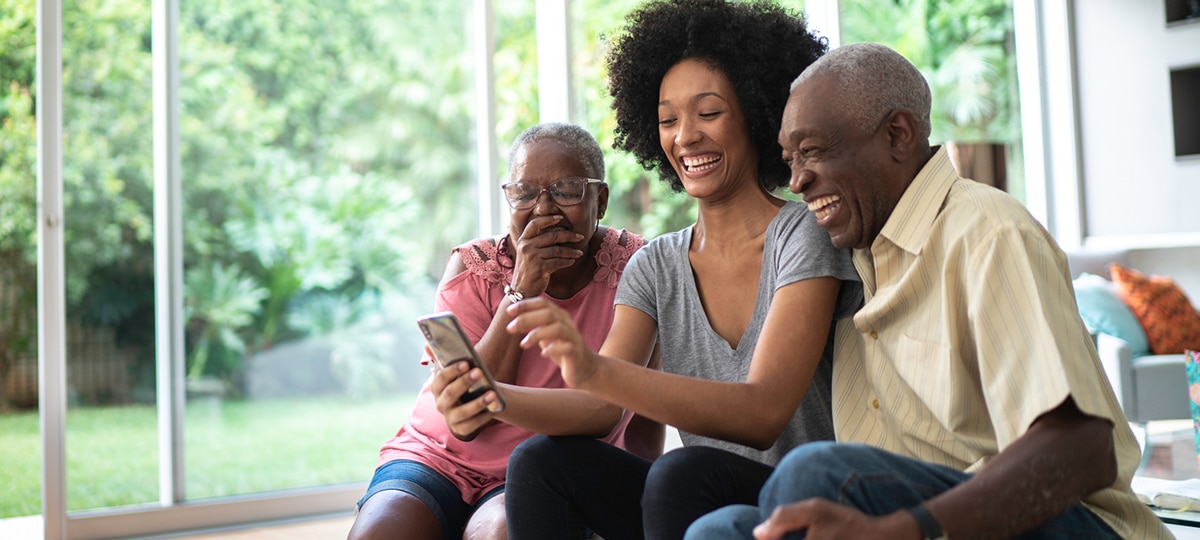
[753,397,1117,539]
[436,252,525,385]
[436,288,657,440]
[925,396,1115,539]
[441,217,587,384]
[510,277,842,450]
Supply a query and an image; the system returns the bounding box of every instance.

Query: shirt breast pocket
[891,334,965,429]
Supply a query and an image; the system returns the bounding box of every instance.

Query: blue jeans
[685,442,1119,540]
[356,459,503,539]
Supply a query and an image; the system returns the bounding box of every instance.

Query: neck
[693,188,785,247]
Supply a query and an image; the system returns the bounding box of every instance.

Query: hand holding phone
[417,312,506,413]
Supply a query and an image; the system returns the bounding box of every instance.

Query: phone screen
[417,312,506,411]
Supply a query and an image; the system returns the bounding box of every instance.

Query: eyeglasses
[500,177,603,210]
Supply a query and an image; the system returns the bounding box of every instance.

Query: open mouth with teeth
[806,195,841,223]
[681,154,721,173]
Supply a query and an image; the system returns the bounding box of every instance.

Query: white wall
[1073,0,1200,241]
[1071,1,1200,299]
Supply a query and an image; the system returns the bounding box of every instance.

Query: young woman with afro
[503,1,862,538]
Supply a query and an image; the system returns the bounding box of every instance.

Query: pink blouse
[377,228,644,504]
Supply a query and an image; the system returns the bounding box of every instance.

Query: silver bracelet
[503,284,524,304]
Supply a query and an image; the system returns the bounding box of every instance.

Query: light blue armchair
[1066,249,1190,424]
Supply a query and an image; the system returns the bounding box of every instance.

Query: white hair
[507,122,605,180]
[790,42,931,140]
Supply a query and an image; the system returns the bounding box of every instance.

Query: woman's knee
[463,494,506,540]
[645,446,728,490]
[509,435,590,479]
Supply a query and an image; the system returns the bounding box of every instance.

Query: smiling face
[779,74,904,250]
[506,138,608,248]
[657,58,758,200]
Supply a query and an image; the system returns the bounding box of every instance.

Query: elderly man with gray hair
[685,42,1171,540]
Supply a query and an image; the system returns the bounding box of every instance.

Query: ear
[884,109,920,161]
[596,183,610,220]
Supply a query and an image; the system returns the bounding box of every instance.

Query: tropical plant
[183,263,268,381]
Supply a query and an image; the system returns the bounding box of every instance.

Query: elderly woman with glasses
[347,122,655,540]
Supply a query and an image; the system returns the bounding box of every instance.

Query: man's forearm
[923,397,1116,539]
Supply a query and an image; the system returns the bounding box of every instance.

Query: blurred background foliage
[0,0,1017,409]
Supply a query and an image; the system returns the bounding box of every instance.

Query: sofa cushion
[1072,272,1150,357]
[1111,263,1200,355]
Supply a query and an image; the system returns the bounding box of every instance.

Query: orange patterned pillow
[1110,263,1200,355]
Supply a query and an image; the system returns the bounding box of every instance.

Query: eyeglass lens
[503,178,591,209]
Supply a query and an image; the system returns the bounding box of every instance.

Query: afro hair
[605,0,827,192]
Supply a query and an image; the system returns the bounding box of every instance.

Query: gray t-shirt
[615,200,862,465]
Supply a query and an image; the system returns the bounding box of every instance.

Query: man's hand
[430,360,502,440]
[754,499,921,540]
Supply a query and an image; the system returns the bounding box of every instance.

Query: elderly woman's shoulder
[605,226,646,251]
[439,236,511,287]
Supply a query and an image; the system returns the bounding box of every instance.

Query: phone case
[416,312,506,412]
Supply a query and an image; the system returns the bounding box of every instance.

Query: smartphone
[416,311,506,412]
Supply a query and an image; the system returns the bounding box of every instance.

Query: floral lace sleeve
[594,228,645,288]
[452,237,512,287]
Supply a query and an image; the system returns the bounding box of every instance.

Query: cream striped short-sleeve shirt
[832,146,1171,539]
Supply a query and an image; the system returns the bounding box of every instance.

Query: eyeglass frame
[499,177,605,210]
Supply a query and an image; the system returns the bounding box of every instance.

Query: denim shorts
[357,459,504,538]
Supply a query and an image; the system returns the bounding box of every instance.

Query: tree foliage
[0,0,1020,408]
[841,0,1018,144]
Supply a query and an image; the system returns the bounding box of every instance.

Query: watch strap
[905,505,945,540]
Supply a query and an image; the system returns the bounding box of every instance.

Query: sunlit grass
[0,395,415,517]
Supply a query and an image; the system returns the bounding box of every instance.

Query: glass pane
[61,0,160,512]
[840,0,1026,203]
[0,0,40,522]
[177,0,475,499]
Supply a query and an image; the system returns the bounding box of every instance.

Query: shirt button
[870,331,879,340]
[872,399,880,409]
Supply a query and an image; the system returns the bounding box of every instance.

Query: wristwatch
[503,284,524,304]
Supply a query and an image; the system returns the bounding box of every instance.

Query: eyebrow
[659,91,727,107]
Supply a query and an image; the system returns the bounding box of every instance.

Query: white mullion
[809,0,842,49]
[36,0,67,537]
[536,0,573,123]
[474,0,503,237]
[152,0,186,506]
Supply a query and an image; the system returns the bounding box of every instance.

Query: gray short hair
[507,122,605,180]
[791,42,931,141]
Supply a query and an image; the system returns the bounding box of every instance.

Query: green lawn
[0,395,414,518]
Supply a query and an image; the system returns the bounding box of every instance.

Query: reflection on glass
[178,0,474,498]
[840,0,1025,202]
[0,0,40,520]
[61,0,159,512]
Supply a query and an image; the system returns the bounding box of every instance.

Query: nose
[789,167,815,195]
[674,116,702,148]
[532,189,559,214]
